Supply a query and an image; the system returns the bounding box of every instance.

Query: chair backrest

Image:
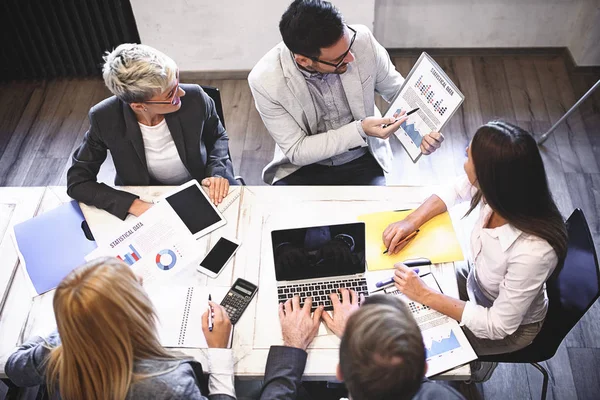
[201,85,226,129]
[518,209,599,361]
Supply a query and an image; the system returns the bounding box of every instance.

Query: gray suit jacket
[67,84,236,220]
[248,25,404,184]
[258,346,465,400]
[5,333,235,399]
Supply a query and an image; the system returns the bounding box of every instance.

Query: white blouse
[435,176,558,340]
[138,119,192,185]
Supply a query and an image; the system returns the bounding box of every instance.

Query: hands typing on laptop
[277,278,369,312]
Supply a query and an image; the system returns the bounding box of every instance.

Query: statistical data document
[85,201,201,285]
[378,273,477,377]
[386,52,465,162]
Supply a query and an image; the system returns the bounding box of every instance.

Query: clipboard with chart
[386,52,465,162]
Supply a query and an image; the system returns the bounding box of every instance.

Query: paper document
[386,52,465,162]
[375,273,477,377]
[86,201,202,285]
[145,285,231,348]
[357,210,464,271]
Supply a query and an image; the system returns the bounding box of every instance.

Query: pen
[406,107,420,116]
[383,229,420,254]
[375,267,420,288]
[383,108,420,128]
[208,294,213,332]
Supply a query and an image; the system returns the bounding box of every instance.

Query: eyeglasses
[306,25,357,69]
[144,71,180,105]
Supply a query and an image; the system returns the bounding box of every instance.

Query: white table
[0,186,474,380]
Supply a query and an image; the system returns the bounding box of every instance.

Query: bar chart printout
[385,52,465,162]
[118,244,142,266]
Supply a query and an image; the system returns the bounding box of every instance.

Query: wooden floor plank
[239,94,276,185]
[526,343,578,400]
[472,56,517,125]
[570,73,600,169]
[504,57,550,123]
[549,59,599,174]
[38,79,101,158]
[481,363,532,400]
[0,82,39,159]
[452,56,484,138]
[568,348,600,400]
[0,81,53,186]
[22,157,69,186]
[536,57,599,174]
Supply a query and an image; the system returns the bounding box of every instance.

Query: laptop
[271,222,369,311]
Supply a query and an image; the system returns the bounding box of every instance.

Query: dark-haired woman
[383,121,567,365]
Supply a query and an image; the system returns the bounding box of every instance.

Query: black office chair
[479,208,600,400]
[201,86,227,129]
[201,85,246,185]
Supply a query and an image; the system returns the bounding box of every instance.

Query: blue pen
[375,268,420,288]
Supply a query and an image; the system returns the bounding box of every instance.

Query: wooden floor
[0,52,599,400]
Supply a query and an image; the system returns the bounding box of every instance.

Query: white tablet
[162,180,226,240]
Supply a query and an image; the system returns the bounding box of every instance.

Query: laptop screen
[271,222,366,281]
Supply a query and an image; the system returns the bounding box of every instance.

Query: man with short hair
[259,290,464,399]
[249,0,443,185]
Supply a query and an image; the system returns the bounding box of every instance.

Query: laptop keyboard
[277,277,369,312]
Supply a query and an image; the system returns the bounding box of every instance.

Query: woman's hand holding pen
[383,217,418,255]
[202,302,232,348]
[393,263,432,304]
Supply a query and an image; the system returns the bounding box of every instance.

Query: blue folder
[13,201,97,294]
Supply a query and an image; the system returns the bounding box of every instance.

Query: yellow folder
[357,210,464,271]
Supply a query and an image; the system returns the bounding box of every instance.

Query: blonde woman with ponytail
[5,257,236,399]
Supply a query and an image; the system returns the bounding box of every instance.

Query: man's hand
[361,115,408,140]
[202,302,232,348]
[382,218,418,255]
[201,176,229,205]
[321,288,364,338]
[421,132,444,155]
[279,296,323,350]
[128,199,153,217]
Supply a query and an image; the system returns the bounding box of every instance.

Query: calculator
[220,278,258,324]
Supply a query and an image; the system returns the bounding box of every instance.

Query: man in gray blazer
[249,0,443,185]
[259,291,464,399]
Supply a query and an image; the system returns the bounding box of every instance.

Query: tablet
[163,180,226,239]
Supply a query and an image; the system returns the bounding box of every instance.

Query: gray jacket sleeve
[4,333,59,387]
[258,346,307,400]
[66,108,139,220]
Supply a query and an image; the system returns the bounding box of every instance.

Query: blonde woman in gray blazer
[249,0,443,185]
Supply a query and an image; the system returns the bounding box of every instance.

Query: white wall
[130,0,375,72]
[374,0,600,66]
[131,0,600,70]
[569,1,600,67]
